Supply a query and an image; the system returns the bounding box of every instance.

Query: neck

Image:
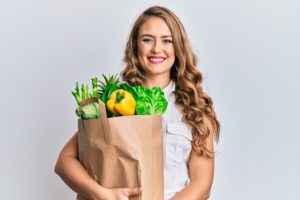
[142,74,171,89]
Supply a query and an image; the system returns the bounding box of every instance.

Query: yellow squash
[106,89,136,116]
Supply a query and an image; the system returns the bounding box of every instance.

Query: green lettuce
[120,83,168,115]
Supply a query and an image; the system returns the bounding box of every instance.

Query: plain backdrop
[1,0,299,199]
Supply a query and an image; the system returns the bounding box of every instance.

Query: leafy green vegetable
[134,86,168,115]
[120,84,168,115]
[75,103,100,119]
[71,78,101,119]
[98,74,120,104]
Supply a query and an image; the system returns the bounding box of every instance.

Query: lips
[148,56,166,64]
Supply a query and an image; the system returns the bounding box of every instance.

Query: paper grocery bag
[76,98,164,200]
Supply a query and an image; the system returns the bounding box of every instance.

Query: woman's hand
[99,187,143,200]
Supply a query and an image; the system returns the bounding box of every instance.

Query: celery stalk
[81,85,89,101]
[72,82,81,105]
[72,80,101,119]
[92,77,98,98]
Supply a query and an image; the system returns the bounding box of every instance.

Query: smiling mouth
[148,56,166,64]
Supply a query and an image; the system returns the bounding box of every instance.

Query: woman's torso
[162,81,192,200]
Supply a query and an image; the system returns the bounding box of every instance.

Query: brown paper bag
[76,98,164,200]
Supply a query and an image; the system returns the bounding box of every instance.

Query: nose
[151,41,161,54]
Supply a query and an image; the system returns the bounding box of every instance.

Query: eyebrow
[140,34,172,38]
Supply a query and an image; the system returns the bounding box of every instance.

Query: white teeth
[149,58,165,62]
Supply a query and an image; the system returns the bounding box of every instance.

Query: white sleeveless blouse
[162,81,192,200]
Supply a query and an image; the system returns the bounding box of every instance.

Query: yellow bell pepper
[106,89,136,116]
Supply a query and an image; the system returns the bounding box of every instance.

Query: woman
[55,6,220,200]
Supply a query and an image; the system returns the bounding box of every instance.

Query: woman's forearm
[170,180,211,200]
[55,155,105,200]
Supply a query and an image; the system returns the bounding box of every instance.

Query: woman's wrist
[91,185,108,200]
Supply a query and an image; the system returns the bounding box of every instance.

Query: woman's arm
[54,133,106,200]
[171,116,215,200]
[54,133,142,200]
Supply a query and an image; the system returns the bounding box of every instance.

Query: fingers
[123,187,143,196]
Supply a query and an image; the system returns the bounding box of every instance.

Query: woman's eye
[163,39,173,44]
[142,38,152,43]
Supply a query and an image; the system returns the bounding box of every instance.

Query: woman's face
[137,17,175,78]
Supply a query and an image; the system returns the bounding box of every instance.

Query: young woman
[55,6,220,200]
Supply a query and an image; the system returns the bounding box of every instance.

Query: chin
[147,69,171,76]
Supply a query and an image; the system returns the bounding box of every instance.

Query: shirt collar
[163,80,175,95]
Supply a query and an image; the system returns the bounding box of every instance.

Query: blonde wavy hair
[121,6,220,157]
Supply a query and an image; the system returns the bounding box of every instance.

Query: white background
[1,0,299,199]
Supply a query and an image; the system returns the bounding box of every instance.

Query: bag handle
[80,97,111,144]
[97,98,111,144]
